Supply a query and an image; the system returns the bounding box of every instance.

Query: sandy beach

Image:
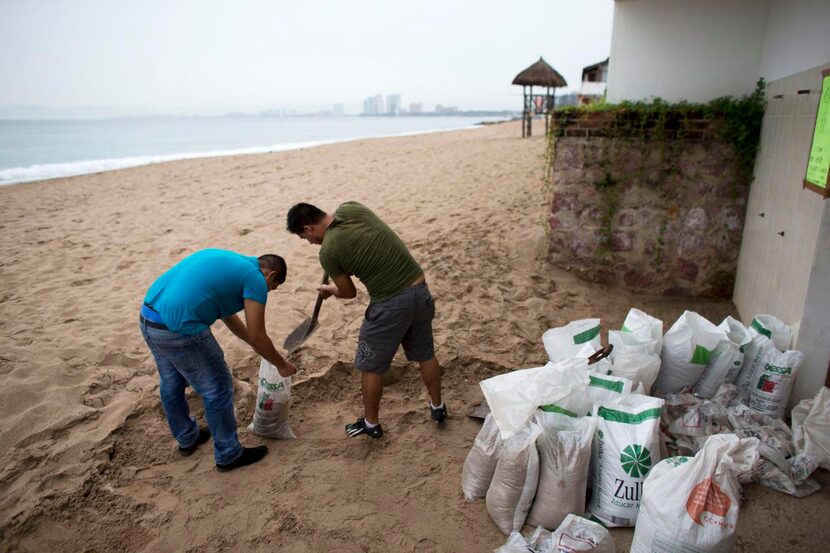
[0,121,827,552]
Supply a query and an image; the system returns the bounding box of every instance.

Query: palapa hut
[512,57,567,137]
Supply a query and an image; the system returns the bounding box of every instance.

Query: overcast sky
[0,0,613,115]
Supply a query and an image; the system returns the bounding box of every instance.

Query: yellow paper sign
[804,71,830,196]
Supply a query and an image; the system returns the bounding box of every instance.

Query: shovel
[283,273,330,355]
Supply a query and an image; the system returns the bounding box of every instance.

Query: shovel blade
[283,318,318,353]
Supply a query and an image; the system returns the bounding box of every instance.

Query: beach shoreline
[0,121,826,552]
[0,116,508,186]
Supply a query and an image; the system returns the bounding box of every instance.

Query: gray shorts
[355,282,436,373]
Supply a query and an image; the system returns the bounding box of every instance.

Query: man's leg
[141,324,200,448]
[177,331,245,466]
[362,371,384,425]
[418,356,442,407]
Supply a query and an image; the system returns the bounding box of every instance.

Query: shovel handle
[310,273,330,321]
[587,344,613,365]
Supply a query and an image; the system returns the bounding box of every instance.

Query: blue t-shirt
[144,249,267,334]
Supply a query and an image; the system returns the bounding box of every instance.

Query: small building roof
[512,57,567,87]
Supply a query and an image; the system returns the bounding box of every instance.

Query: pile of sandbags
[464,308,818,548]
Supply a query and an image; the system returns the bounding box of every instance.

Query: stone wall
[548,113,749,298]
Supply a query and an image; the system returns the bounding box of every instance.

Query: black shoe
[178,426,211,457]
[345,417,383,439]
[215,445,269,472]
[430,403,447,423]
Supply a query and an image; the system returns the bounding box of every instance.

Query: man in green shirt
[286,201,445,438]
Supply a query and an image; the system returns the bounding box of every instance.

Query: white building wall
[760,0,830,82]
[736,61,830,404]
[607,0,768,103]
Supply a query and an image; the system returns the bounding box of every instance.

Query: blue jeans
[140,320,243,465]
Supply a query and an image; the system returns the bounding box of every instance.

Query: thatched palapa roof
[512,57,567,88]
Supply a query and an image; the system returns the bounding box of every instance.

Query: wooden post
[522,86,527,138]
[528,85,533,137]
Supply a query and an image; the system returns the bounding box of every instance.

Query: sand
[0,121,827,552]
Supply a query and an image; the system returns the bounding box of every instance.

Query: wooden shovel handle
[310,273,330,321]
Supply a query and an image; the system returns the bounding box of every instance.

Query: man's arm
[221,313,250,343]
[319,273,356,299]
[243,299,297,377]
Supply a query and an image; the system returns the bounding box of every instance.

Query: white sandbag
[792,386,830,471]
[481,358,590,439]
[694,316,752,399]
[247,358,295,439]
[748,348,804,419]
[527,412,597,530]
[586,374,633,413]
[494,527,552,553]
[608,351,661,395]
[544,514,615,553]
[621,308,663,355]
[733,331,773,401]
[654,311,724,396]
[750,314,793,352]
[587,394,664,527]
[630,434,759,553]
[543,319,601,363]
[487,420,543,535]
[493,531,531,553]
[608,330,658,360]
[726,404,818,497]
[462,413,503,501]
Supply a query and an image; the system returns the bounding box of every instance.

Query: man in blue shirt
[140,249,297,472]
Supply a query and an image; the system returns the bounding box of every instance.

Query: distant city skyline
[0,0,613,119]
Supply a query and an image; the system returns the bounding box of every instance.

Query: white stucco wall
[760,0,830,82]
[606,0,769,103]
[734,63,830,404]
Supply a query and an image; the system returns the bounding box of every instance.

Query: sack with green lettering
[587,374,633,414]
[654,311,724,396]
[542,318,601,364]
[587,394,664,527]
[620,308,663,356]
[750,314,793,352]
[607,350,661,395]
[749,348,804,419]
[630,434,759,553]
[733,331,772,401]
[694,316,752,399]
[247,358,295,439]
[526,411,598,530]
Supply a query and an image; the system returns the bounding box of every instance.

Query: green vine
[550,79,766,186]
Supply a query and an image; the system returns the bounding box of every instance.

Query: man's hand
[319,273,357,299]
[318,283,338,299]
[276,360,298,377]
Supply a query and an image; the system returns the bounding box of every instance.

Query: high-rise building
[386,94,401,115]
[409,102,423,114]
[362,95,385,115]
[333,103,344,116]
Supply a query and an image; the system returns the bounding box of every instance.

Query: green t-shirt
[320,202,423,302]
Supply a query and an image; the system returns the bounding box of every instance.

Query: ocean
[0,115,507,186]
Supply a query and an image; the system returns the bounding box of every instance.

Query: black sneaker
[430,403,447,424]
[345,417,383,439]
[215,445,268,472]
[178,426,211,457]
